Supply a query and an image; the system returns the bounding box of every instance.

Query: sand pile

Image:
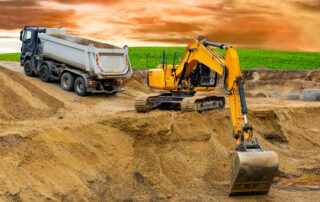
[0,108,319,201]
[243,69,320,98]
[0,63,319,201]
[0,66,63,120]
[123,69,151,95]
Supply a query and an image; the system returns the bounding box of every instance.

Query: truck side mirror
[20,30,23,41]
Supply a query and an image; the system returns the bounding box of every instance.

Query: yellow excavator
[135,37,279,195]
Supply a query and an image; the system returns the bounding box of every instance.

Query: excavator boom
[135,37,279,195]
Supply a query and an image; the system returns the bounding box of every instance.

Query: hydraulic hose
[223,65,234,95]
[237,77,248,115]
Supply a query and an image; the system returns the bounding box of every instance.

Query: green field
[129,47,320,70]
[0,53,20,62]
[1,47,320,70]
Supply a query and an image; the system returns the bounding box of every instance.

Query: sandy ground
[0,61,319,201]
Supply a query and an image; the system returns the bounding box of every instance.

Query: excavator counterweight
[136,36,279,196]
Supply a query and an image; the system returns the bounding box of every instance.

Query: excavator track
[134,93,162,112]
[181,95,225,112]
[135,93,225,113]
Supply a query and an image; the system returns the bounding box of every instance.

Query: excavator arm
[171,37,253,146]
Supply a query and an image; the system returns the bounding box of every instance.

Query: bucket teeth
[230,151,279,196]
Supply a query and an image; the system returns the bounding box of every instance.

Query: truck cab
[20,26,46,65]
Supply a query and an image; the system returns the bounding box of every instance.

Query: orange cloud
[0,0,38,7]
[0,9,77,30]
[130,18,203,34]
[0,0,78,30]
[0,0,319,51]
[205,15,305,50]
[295,0,320,11]
[52,0,120,5]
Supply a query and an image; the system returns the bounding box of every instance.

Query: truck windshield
[23,31,32,42]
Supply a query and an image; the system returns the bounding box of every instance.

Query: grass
[0,53,20,62]
[235,49,320,70]
[128,47,320,70]
[129,47,186,70]
[1,48,320,70]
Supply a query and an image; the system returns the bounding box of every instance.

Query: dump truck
[20,26,132,96]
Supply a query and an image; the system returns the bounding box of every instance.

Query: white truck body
[38,31,132,79]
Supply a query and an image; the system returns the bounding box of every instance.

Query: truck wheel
[74,77,87,96]
[20,55,25,66]
[61,72,74,91]
[39,64,50,82]
[24,60,34,77]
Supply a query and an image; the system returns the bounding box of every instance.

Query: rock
[252,72,260,81]
[303,89,320,101]
[270,94,280,98]
[286,94,300,100]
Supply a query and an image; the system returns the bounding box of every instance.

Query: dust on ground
[0,62,319,201]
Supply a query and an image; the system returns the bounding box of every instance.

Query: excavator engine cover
[230,151,279,196]
[148,69,166,89]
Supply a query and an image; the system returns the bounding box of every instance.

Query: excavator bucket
[230,151,279,196]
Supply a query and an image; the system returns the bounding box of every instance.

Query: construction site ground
[0,61,319,201]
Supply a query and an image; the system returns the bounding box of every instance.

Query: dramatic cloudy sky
[0,0,320,52]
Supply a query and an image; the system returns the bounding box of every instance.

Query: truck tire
[20,55,24,65]
[24,60,34,77]
[74,77,87,96]
[61,72,74,91]
[39,64,50,82]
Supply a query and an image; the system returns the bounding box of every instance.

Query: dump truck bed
[38,33,132,79]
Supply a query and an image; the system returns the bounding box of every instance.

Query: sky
[0,0,320,53]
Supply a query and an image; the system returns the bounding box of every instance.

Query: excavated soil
[0,62,319,201]
[48,34,119,49]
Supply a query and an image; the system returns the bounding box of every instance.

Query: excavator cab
[190,63,218,87]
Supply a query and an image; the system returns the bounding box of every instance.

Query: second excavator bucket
[230,151,279,196]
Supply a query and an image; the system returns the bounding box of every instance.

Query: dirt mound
[0,107,319,201]
[123,69,152,97]
[0,66,64,120]
[240,69,320,98]
[0,64,319,200]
